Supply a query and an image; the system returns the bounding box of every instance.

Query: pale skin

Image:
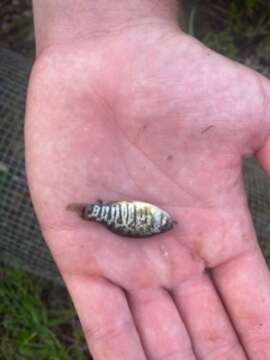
[26,1,270,358]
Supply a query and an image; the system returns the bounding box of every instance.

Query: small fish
[82,200,176,237]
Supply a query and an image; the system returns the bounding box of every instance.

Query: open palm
[26,26,270,359]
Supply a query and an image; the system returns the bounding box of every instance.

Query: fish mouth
[66,203,89,219]
[82,204,92,220]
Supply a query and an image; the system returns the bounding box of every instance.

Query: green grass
[0,265,90,360]
[187,0,270,60]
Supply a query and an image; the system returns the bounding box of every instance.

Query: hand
[25,23,270,359]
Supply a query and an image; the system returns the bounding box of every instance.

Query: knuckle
[200,339,245,360]
[85,318,134,343]
[153,349,195,360]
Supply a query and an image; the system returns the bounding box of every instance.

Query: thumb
[256,138,270,175]
[255,74,270,174]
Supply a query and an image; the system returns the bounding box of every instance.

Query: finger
[213,244,270,359]
[172,272,247,359]
[128,287,197,360]
[65,275,147,360]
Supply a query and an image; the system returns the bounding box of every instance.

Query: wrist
[33,0,180,54]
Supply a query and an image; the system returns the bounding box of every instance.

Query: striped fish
[82,200,176,237]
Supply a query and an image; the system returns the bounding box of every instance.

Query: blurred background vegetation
[0,267,88,360]
[0,0,269,359]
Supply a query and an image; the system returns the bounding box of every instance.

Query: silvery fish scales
[83,200,175,237]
